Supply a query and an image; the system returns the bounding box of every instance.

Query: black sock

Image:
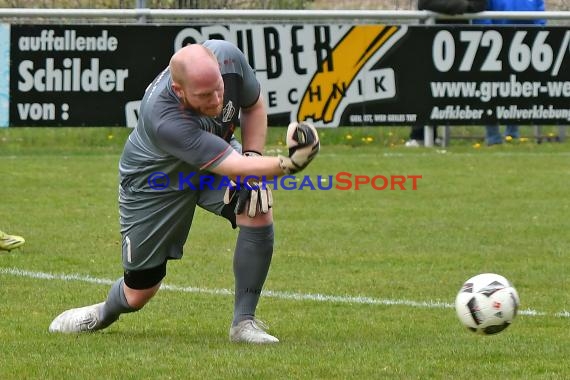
[232,224,274,326]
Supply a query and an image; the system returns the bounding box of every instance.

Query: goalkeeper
[49,40,319,344]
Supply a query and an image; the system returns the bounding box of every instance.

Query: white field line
[1,267,565,318]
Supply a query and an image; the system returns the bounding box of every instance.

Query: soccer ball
[455,273,520,335]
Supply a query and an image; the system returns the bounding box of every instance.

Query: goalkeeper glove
[278,121,320,174]
[223,151,273,218]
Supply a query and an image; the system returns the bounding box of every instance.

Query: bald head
[169,44,224,116]
[170,44,220,87]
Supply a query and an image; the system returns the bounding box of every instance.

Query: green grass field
[1,127,569,379]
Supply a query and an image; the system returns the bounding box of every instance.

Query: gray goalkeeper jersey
[119,39,261,193]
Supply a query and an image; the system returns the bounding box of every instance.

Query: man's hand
[278,121,320,174]
[223,151,273,218]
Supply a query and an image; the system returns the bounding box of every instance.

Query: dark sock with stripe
[232,224,274,326]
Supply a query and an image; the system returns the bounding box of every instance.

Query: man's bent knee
[124,283,161,309]
[123,262,166,309]
[236,209,273,227]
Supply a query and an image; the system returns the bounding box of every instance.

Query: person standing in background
[473,0,546,146]
[405,0,487,147]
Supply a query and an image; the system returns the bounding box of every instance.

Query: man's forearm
[240,96,268,154]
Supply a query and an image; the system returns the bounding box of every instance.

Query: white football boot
[229,319,279,344]
[49,302,105,333]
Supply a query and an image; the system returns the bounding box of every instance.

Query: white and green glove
[278,121,320,175]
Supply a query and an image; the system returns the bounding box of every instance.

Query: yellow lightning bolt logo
[297,25,400,124]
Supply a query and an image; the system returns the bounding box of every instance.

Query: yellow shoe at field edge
[0,230,25,251]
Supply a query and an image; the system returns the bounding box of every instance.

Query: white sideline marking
[0,267,562,318]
